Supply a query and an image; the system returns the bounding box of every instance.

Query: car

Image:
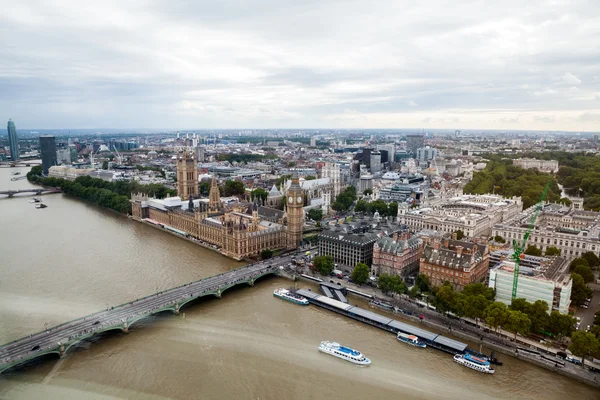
[336,282,341,286]
[93,320,100,325]
[330,280,335,284]
[576,317,581,321]
[582,304,589,309]
[587,325,591,332]
[30,345,40,351]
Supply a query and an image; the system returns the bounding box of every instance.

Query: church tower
[286,171,304,249]
[208,174,221,212]
[177,150,198,198]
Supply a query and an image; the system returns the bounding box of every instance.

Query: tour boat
[453,353,495,374]
[273,288,309,305]
[318,341,371,365]
[29,198,42,203]
[11,172,21,175]
[35,203,48,209]
[397,332,426,348]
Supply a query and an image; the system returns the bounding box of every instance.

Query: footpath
[281,269,600,390]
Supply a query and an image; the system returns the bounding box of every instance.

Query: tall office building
[40,135,57,175]
[7,119,19,161]
[370,151,382,173]
[68,144,78,163]
[406,134,424,154]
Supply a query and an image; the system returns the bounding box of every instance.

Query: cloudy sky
[2,0,599,131]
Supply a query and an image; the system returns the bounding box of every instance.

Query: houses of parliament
[131,150,304,260]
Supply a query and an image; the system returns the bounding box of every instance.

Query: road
[0,252,301,371]
[574,282,600,333]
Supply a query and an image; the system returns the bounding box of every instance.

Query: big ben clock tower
[286,171,304,249]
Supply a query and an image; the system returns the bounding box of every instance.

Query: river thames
[0,166,598,399]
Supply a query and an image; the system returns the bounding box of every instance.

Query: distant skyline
[1,1,599,130]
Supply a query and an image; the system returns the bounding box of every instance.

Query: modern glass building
[7,119,19,161]
[40,135,57,175]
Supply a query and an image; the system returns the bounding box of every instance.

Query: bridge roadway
[0,188,62,198]
[0,254,299,373]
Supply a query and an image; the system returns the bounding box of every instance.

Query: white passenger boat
[318,341,371,365]
[453,353,495,374]
[397,332,426,348]
[273,288,309,305]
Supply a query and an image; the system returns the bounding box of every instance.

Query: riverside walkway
[0,259,288,374]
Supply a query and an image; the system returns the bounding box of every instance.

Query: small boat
[11,172,21,175]
[273,288,309,305]
[35,203,48,209]
[29,198,42,203]
[453,353,495,374]
[397,332,426,348]
[318,341,371,365]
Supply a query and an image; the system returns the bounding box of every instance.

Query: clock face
[289,196,293,203]
[297,196,302,203]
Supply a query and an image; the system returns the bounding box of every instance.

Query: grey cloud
[0,0,599,130]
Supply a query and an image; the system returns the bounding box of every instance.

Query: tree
[590,325,600,341]
[251,188,268,203]
[524,245,542,256]
[454,230,464,240]
[527,300,550,334]
[351,263,370,285]
[544,246,561,256]
[388,202,398,218]
[463,294,491,326]
[433,283,457,314]
[101,160,109,170]
[199,181,211,195]
[493,235,506,243]
[377,273,406,295]
[313,255,334,276]
[505,310,531,339]
[581,251,600,270]
[570,273,593,306]
[484,302,510,332]
[363,188,373,195]
[223,180,245,196]
[355,199,368,213]
[569,331,600,368]
[547,310,575,339]
[307,209,323,221]
[462,283,495,301]
[260,249,273,260]
[570,257,590,271]
[415,274,430,293]
[305,175,316,180]
[408,286,419,299]
[573,264,594,283]
[595,310,600,326]
[510,298,530,313]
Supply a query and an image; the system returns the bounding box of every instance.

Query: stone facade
[400,194,522,238]
[419,239,489,291]
[177,150,198,198]
[493,203,600,259]
[130,157,304,260]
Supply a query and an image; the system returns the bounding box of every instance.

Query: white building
[359,174,373,193]
[48,166,94,180]
[321,162,342,198]
[56,148,71,165]
[370,151,382,173]
[400,194,523,238]
[493,202,600,259]
[512,158,559,173]
[489,259,572,314]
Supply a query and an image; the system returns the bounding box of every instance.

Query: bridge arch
[177,291,218,311]
[0,350,61,374]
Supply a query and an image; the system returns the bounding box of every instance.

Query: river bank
[284,271,600,389]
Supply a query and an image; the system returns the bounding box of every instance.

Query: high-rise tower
[7,119,19,161]
[39,135,57,175]
[286,171,304,249]
[176,150,198,198]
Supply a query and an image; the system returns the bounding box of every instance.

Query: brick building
[419,239,489,291]
[372,232,423,278]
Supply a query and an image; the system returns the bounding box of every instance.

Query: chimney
[401,231,408,241]
[393,232,398,241]
[456,246,463,256]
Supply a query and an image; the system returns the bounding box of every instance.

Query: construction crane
[511,182,552,300]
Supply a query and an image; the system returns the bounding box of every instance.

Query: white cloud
[560,72,582,85]
[0,0,598,131]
